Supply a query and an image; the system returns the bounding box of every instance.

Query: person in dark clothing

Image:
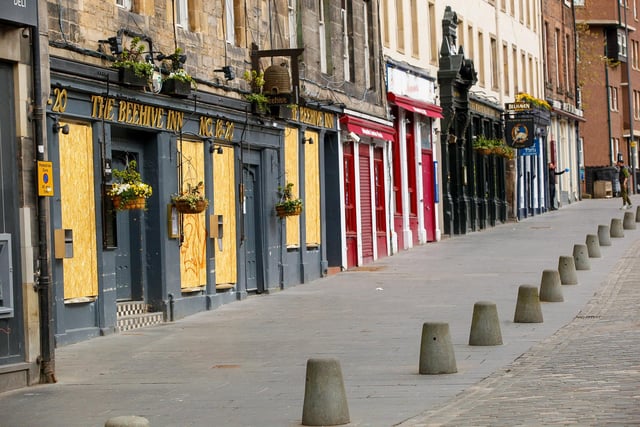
[548,162,568,210]
[617,159,632,209]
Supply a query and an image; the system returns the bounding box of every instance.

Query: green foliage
[276,182,303,214]
[112,37,154,79]
[107,160,153,210]
[172,181,209,210]
[243,70,269,113]
[161,48,196,89]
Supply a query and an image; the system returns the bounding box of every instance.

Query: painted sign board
[37,161,54,196]
[1,0,38,27]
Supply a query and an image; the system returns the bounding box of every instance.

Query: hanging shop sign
[505,117,535,149]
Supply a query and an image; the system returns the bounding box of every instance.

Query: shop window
[0,234,14,319]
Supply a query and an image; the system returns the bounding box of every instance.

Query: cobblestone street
[400,240,640,426]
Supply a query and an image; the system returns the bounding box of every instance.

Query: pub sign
[504,117,534,149]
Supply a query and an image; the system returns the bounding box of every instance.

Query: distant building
[576,0,640,194]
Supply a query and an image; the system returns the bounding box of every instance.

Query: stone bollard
[302,358,350,426]
[419,322,457,374]
[598,224,611,246]
[558,256,578,285]
[610,218,624,238]
[636,205,640,222]
[468,301,503,346]
[585,234,601,258]
[514,285,543,323]
[573,244,591,271]
[105,416,150,427]
[623,211,636,230]
[539,269,564,302]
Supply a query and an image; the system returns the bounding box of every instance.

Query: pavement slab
[0,197,639,427]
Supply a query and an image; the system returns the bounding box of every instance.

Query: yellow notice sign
[37,161,54,197]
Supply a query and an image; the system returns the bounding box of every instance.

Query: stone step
[117,312,165,332]
[117,301,150,317]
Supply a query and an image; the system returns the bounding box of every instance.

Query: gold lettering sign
[198,116,234,142]
[290,105,336,130]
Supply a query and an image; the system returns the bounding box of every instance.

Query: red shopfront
[388,93,443,246]
[340,115,395,268]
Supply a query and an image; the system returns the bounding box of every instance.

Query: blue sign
[518,137,539,157]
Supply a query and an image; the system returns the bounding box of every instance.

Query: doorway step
[117,301,164,332]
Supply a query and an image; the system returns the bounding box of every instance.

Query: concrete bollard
[539,269,564,302]
[585,234,601,258]
[419,322,457,374]
[623,211,636,230]
[514,285,543,323]
[610,218,624,238]
[468,301,503,346]
[573,244,591,271]
[302,358,350,426]
[105,416,150,427]
[598,224,611,246]
[558,256,578,285]
[636,205,640,222]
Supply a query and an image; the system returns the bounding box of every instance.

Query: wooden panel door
[343,142,357,268]
[374,147,387,257]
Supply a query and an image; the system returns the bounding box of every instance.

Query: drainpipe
[32,15,56,382]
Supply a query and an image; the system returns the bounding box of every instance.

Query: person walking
[548,162,569,210]
[617,159,632,209]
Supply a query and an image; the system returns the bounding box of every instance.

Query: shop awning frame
[388,92,444,119]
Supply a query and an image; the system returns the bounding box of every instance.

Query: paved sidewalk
[0,198,639,427]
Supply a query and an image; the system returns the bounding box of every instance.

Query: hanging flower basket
[171,181,209,214]
[107,160,152,211]
[276,204,302,218]
[173,199,208,214]
[112,195,147,210]
[275,182,303,218]
[475,147,492,156]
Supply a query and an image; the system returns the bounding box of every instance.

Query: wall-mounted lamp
[214,65,235,81]
[302,137,314,145]
[52,118,69,135]
[208,140,224,154]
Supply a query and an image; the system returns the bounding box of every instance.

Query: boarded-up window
[59,122,98,299]
[304,131,320,246]
[214,148,237,286]
[178,140,207,289]
[284,128,300,247]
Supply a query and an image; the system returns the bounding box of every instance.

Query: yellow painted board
[59,122,98,299]
[213,148,237,285]
[284,127,300,246]
[304,130,321,245]
[178,139,207,288]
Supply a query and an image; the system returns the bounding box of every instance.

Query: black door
[243,165,264,293]
[112,151,143,301]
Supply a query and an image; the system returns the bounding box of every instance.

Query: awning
[339,115,396,141]
[388,93,444,119]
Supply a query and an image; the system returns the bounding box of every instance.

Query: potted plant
[275,182,303,218]
[107,160,153,210]
[473,136,498,156]
[112,37,154,87]
[172,181,209,214]
[160,48,196,98]
[243,70,270,114]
